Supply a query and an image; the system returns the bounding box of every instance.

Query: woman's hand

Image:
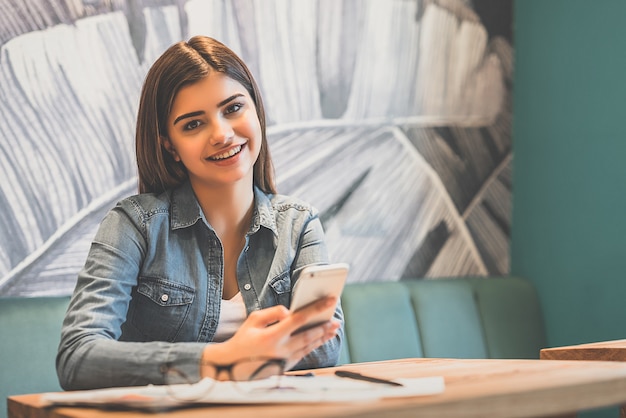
[201,297,340,375]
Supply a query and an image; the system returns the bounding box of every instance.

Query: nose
[210,117,234,145]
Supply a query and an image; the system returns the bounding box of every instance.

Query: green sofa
[1,276,546,418]
[338,277,546,364]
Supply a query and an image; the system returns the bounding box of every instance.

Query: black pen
[335,370,404,387]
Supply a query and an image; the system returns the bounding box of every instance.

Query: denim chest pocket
[128,278,195,342]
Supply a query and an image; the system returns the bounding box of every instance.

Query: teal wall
[512,0,626,349]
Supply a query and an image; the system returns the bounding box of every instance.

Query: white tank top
[213,292,247,342]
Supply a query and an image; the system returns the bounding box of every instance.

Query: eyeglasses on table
[160,357,297,401]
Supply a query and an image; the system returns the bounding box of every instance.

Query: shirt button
[243,284,251,291]
[161,294,169,302]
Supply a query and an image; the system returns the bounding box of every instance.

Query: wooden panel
[540,339,626,361]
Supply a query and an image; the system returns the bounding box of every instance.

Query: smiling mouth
[208,145,243,161]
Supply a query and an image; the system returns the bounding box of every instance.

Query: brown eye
[183,120,202,131]
[225,103,243,115]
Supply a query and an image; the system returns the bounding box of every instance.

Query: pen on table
[334,370,404,387]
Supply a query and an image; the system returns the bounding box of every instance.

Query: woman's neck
[191,179,255,238]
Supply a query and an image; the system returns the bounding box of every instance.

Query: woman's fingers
[284,320,340,368]
[245,304,290,327]
[264,297,339,360]
[279,296,337,335]
[292,321,340,352]
[243,296,336,335]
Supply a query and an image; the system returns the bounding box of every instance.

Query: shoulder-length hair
[135,36,276,195]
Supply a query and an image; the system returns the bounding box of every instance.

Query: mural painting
[0,0,513,296]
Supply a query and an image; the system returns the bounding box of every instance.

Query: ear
[161,136,180,162]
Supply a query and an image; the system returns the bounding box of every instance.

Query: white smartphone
[290,263,349,332]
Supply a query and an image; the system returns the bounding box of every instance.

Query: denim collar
[170,181,277,237]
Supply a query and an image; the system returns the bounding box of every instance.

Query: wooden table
[541,339,626,417]
[10,357,626,418]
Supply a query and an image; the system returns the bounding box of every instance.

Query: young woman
[56,36,343,390]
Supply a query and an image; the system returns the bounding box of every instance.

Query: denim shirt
[56,181,344,390]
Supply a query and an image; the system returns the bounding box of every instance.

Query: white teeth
[210,145,242,161]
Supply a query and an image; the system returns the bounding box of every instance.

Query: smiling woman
[135,37,275,197]
[162,73,262,196]
[56,36,345,391]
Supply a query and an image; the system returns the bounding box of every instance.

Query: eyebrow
[172,94,246,126]
[173,111,204,126]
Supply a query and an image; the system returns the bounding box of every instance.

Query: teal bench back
[339,277,546,364]
[0,296,69,418]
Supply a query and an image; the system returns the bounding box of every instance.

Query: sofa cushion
[340,282,423,363]
[472,277,546,359]
[408,279,488,358]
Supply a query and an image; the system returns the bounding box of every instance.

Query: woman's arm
[56,205,209,390]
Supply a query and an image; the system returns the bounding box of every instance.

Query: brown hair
[135,36,276,194]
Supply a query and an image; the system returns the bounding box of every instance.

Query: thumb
[245,304,290,328]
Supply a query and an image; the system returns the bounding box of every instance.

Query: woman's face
[164,72,262,191]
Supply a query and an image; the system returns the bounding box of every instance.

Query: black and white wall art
[0,0,513,296]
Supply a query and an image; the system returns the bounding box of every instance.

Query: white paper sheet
[41,375,445,411]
